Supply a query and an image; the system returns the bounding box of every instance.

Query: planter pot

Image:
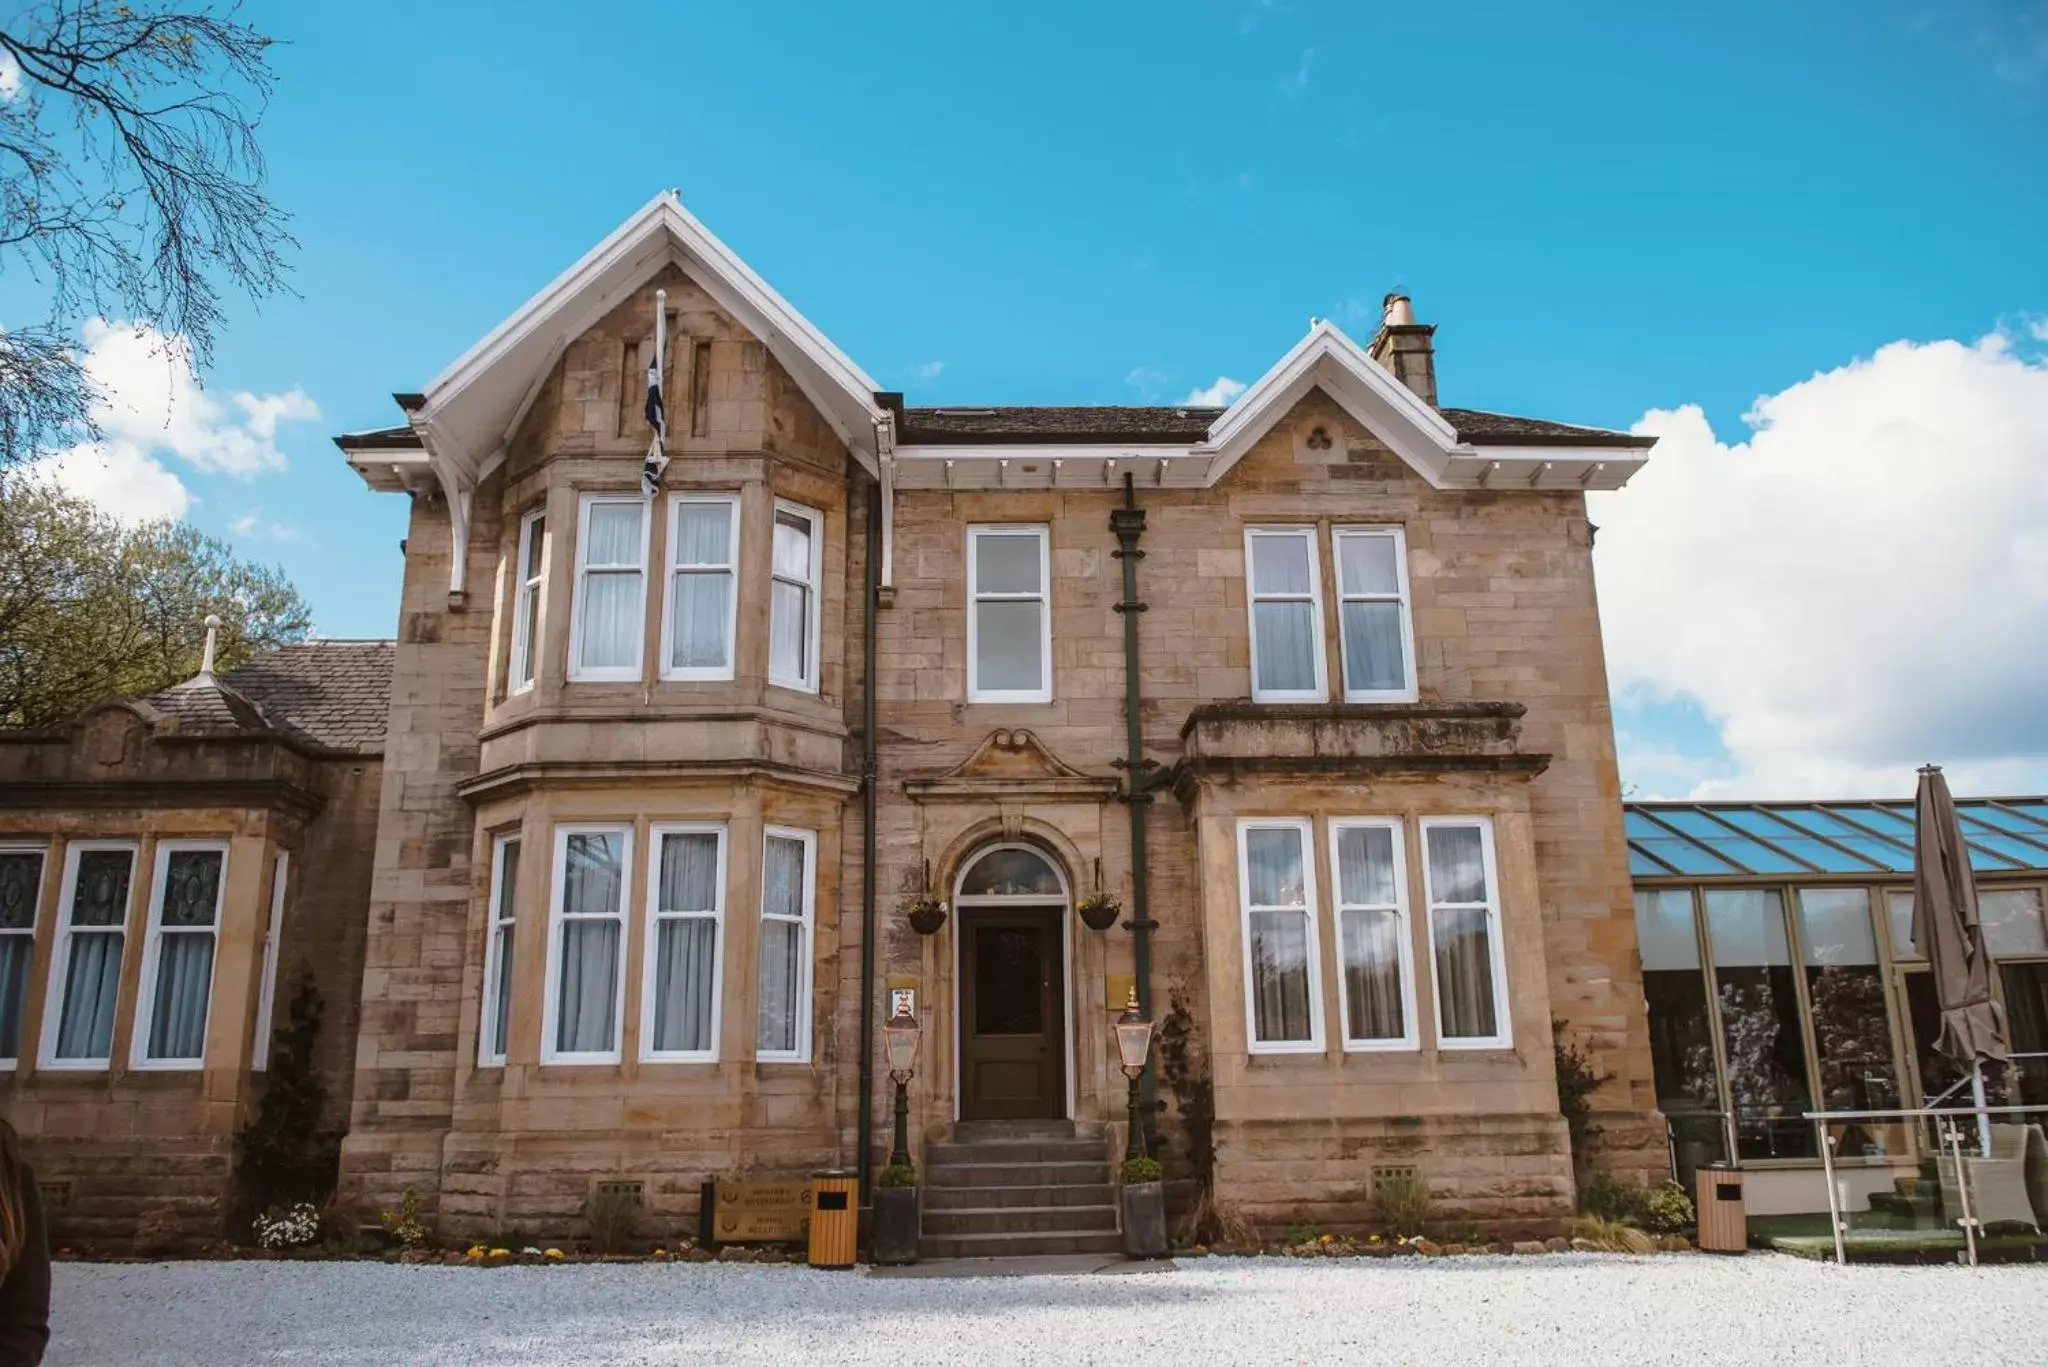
[906,904,947,936]
[1121,1181,1168,1259]
[871,1186,920,1265]
[1076,899,1121,932]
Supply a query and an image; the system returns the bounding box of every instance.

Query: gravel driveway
[47,1254,2048,1366]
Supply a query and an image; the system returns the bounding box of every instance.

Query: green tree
[0,1,291,464]
[0,472,310,726]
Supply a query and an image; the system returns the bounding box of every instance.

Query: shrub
[1578,1174,1693,1233]
[1373,1169,1432,1238]
[1639,1181,1695,1234]
[583,1186,641,1255]
[236,975,340,1211]
[1176,1186,1256,1248]
[1120,1156,1163,1185]
[253,1202,321,1251]
[1573,1213,1656,1255]
[1552,1019,1614,1175]
[379,1185,428,1250]
[876,1164,917,1189]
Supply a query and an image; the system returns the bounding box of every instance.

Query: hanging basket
[903,897,949,936]
[1076,893,1122,932]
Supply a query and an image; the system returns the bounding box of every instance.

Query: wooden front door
[960,908,1066,1120]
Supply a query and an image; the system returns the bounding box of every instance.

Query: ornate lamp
[883,1000,922,1169]
[1114,987,1155,1161]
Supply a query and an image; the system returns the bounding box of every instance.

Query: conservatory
[1626,797,2048,1218]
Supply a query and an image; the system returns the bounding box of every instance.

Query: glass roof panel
[1628,848,1672,878]
[1963,806,2048,841]
[1709,808,1884,873]
[1954,811,2048,860]
[2008,802,2048,827]
[1624,812,1742,875]
[1706,806,1912,872]
[1642,808,1810,874]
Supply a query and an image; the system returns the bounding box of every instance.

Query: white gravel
[47,1254,2048,1366]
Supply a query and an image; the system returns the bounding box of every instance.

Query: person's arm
[0,1167,51,1367]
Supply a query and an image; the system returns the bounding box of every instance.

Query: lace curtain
[650,832,720,1054]
[555,833,623,1054]
[669,502,732,670]
[770,511,813,683]
[578,504,643,670]
[53,849,132,1061]
[757,836,807,1054]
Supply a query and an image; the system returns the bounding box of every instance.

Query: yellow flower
[653,1248,667,1257]
[466,1245,487,1260]
[488,1247,510,1258]
[1319,1233,1334,1244]
[544,1248,564,1260]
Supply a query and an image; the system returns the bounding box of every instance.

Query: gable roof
[137,640,393,756]
[897,404,1651,448]
[415,192,885,480]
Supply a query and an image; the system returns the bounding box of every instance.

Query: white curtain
[669,571,731,669]
[673,502,730,565]
[147,934,215,1060]
[487,840,518,1059]
[586,503,643,562]
[757,836,807,1054]
[974,600,1042,691]
[1250,911,1312,1042]
[55,933,123,1060]
[1337,533,1398,595]
[1433,908,1498,1039]
[770,579,808,681]
[1426,826,1487,904]
[1254,601,1316,692]
[773,511,812,580]
[651,833,719,1054]
[1245,827,1305,907]
[1337,826,1403,1040]
[556,834,622,1054]
[1341,600,1405,692]
[579,571,642,669]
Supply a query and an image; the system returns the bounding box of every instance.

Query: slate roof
[897,405,1651,448]
[138,640,394,756]
[333,424,422,451]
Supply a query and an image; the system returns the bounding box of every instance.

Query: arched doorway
[953,844,1071,1121]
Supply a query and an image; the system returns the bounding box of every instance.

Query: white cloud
[0,54,20,101]
[1125,365,1169,400]
[1280,47,1316,98]
[1591,330,2048,800]
[1184,376,1247,407]
[911,360,945,383]
[230,508,301,543]
[2030,316,2048,343]
[33,318,320,524]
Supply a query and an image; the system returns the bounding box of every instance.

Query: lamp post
[1114,986,1155,1162]
[883,1000,922,1170]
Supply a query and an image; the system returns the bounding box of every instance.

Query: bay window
[644,825,725,1061]
[0,846,44,1065]
[1422,818,1511,1048]
[757,827,815,1061]
[134,841,227,1069]
[570,495,649,681]
[1244,527,1325,702]
[967,526,1051,703]
[661,494,739,680]
[770,502,822,692]
[509,510,545,693]
[43,842,135,1069]
[543,826,630,1063]
[1333,526,1415,701]
[1237,819,1323,1052]
[479,835,519,1067]
[1329,819,1415,1049]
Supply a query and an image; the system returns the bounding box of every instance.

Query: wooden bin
[1695,1165,1746,1254]
[807,1170,859,1269]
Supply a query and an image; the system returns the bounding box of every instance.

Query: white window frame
[40,839,138,1072]
[1328,818,1420,1051]
[0,842,49,1069]
[508,508,547,694]
[1420,816,1514,1050]
[658,493,741,683]
[251,850,289,1071]
[1235,818,1326,1054]
[640,823,728,1063]
[1243,526,1329,703]
[568,493,651,683]
[768,499,823,694]
[756,825,817,1063]
[131,838,229,1072]
[966,524,1053,704]
[1332,525,1418,703]
[478,833,520,1068]
[539,824,633,1065]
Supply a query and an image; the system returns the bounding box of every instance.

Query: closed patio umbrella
[1912,764,2009,1155]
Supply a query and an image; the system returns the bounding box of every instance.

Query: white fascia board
[893,445,1204,489]
[1198,319,1461,487]
[1445,447,1651,491]
[417,192,886,476]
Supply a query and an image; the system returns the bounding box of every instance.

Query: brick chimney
[1367,291,1437,406]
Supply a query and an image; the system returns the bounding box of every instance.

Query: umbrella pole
[1972,1063,1991,1157]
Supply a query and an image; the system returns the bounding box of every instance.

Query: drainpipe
[1110,473,1159,1139]
[857,483,881,1199]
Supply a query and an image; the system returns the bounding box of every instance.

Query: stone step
[951,1120,1091,1144]
[922,1203,1120,1236]
[927,1138,1107,1166]
[919,1229,1125,1260]
[923,1160,1111,1190]
[923,1182,1117,1211]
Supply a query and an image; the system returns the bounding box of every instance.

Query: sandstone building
[4,194,1674,1249]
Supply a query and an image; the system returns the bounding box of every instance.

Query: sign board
[709,1178,812,1243]
[889,987,916,1017]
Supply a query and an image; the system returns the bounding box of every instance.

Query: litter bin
[807,1170,859,1269]
[1695,1163,1746,1253]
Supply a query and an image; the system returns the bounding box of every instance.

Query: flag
[642,289,669,498]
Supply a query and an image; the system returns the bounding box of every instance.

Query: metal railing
[1801,1102,2048,1266]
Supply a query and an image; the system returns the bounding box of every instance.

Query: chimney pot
[1382,292,1415,327]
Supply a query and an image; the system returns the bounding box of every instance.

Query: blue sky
[35,0,2048,796]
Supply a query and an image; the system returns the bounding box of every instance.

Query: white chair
[1939,1124,2041,1232]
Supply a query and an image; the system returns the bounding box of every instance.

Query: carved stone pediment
[903,729,1119,804]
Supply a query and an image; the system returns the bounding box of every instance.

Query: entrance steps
[921,1121,1122,1258]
